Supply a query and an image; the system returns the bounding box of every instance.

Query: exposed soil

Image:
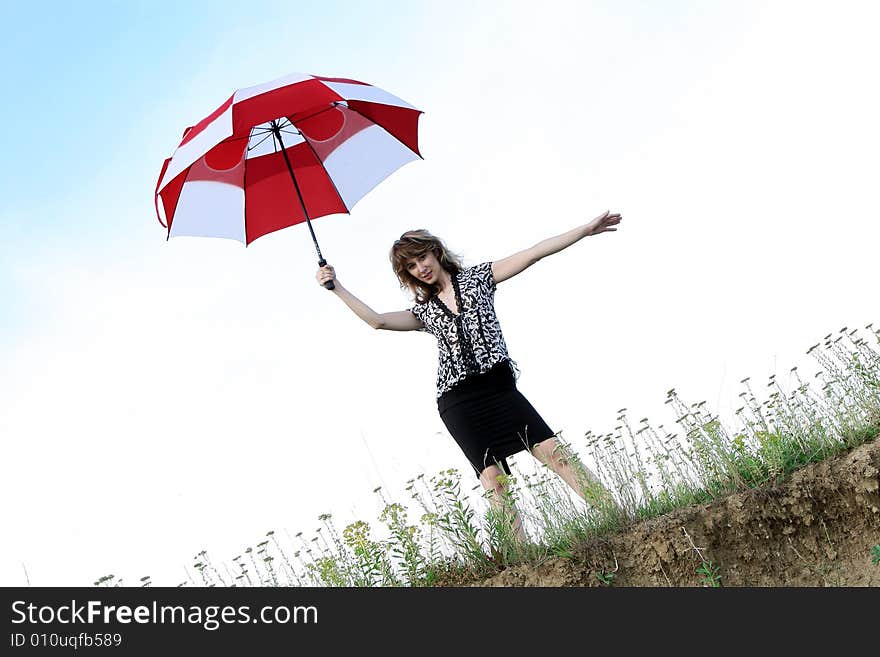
[435,437,880,587]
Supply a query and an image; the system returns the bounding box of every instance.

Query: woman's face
[405,250,442,285]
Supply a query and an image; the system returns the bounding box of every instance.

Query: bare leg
[479,464,527,543]
[530,437,620,513]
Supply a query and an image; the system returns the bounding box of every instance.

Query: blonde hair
[389,229,464,303]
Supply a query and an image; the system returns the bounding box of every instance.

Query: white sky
[1,1,878,586]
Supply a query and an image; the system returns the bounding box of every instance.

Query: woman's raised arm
[491,210,622,284]
[316,265,425,331]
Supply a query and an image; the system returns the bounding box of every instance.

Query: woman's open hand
[316,264,336,288]
[586,210,622,236]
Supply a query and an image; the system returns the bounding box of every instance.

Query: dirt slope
[446,437,880,587]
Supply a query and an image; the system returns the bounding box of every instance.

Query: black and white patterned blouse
[410,262,519,398]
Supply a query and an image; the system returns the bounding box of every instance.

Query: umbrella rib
[247,126,301,153]
[247,131,275,152]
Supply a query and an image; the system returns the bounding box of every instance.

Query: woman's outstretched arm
[316,264,424,331]
[491,210,622,284]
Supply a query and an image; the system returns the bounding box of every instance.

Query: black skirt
[437,360,555,479]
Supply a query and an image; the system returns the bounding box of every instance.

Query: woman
[315,210,623,541]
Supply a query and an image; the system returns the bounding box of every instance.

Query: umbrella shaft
[272,122,324,262]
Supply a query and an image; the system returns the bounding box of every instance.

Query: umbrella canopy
[154,72,423,247]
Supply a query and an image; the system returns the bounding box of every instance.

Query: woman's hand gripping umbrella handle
[318,258,335,290]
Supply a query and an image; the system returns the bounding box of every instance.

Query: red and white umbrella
[154,72,423,287]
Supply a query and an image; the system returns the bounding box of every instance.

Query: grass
[95,323,880,587]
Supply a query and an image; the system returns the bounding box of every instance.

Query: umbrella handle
[318,258,335,290]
